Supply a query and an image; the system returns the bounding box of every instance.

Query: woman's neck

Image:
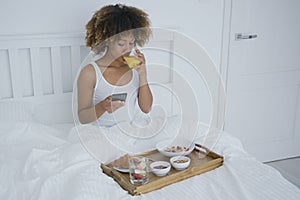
[99,53,124,68]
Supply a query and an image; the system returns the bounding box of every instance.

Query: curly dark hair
[85,4,152,53]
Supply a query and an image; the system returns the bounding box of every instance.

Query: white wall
[0,0,224,66]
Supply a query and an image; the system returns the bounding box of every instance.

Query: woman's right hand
[100,96,125,113]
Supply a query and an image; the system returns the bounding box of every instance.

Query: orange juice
[123,56,141,69]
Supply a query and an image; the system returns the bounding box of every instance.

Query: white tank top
[90,62,140,126]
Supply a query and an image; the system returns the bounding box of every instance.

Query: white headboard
[0,30,178,124]
[0,33,89,124]
[0,33,89,99]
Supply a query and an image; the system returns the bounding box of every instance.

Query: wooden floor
[265,157,300,188]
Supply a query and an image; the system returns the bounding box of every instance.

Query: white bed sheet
[0,121,299,200]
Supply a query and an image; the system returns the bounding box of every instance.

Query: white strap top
[90,62,140,126]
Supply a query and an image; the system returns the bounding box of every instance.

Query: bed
[0,32,299,200]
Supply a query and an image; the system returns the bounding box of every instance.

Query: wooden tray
[101,144,223,195]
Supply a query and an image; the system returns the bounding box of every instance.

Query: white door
[225,0,300,162]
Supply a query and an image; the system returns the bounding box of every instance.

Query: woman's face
[107,34,135,60]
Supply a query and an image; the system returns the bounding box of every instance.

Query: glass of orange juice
[123,49,141,69]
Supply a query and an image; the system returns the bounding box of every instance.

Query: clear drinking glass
[128,156,149,185]
[123,49,141,69]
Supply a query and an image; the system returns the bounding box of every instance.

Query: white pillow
[32,101,74,125]
[0,101,34,122]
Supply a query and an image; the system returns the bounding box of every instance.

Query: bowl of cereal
[170,156,191,170]
[156,139,195,157]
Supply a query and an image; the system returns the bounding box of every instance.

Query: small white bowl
[150,161,171,176]
[170,156,191,170]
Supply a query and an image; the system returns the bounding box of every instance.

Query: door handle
[235,33,257,41]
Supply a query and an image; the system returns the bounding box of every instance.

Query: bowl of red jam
[150,161,171,176]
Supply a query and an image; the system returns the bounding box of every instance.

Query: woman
[77,4,153,125]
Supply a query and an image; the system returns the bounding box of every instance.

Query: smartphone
[112,93,127,101]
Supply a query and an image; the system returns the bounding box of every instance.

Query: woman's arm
[77,65,104,124]
[133,49,153,113]
[138,75,153,113]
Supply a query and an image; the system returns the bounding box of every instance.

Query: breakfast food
[111,154,130,169]
[150,161,171,177]
[153,165,168,169]
[123,56,141,68]
[174,159,188,163]
[170,156,191,170]
[129,156,149,185]
[164,146,189,153]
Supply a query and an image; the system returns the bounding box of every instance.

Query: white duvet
[0,121,299,200]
